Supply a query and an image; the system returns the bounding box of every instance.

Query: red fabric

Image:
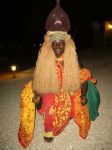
[38,93,75,132]
[44,105,53,132]
[56,61,63,89]
[70,96,75,118]
[38,93,55,132]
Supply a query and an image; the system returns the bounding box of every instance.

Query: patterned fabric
[73,90,90,139]
[52,66,92,138]
[18,81,35,148]
[53,91,71,135]
[18,67,98,148]
[80,68,96,84]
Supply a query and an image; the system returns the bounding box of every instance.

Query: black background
[0,0,112,72]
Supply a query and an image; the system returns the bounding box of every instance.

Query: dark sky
[0,0,112,44]
[0,0,112,71]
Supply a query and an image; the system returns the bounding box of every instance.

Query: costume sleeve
[80,68,100,121]
[18,81,36,148]
[80,68,97,84]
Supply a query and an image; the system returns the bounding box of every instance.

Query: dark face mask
[51,40,65,58]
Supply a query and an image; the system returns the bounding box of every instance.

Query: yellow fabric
[18,81,35,148]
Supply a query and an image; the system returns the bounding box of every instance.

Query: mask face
[51,40,65,58]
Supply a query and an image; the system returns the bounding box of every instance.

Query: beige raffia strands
[33,31,80,94]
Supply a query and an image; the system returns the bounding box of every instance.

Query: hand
[32,93,41,104]
[81,81,88,96]
[80,96,88,106]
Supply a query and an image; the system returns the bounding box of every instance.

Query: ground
[0,47,112,150]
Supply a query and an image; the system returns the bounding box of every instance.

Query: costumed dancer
[18,0,100,148]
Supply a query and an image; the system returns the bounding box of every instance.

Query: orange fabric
[73,68,96,138]
[80,68,96,84]
[18,81,35,148]
[73,90,90,139]
[53,68,94,138]
[53,92,71,136]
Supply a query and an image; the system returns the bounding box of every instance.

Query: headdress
[45,0,71,34]
[49,32,65,42]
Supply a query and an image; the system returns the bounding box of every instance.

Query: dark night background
[0,0,112,73]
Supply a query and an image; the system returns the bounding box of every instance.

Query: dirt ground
[0,48,112,150]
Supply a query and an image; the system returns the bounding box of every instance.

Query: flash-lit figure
[18,0,100,148]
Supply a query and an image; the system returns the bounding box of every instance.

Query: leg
[42,94,55,139]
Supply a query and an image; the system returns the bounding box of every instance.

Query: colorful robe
[18,63,100,148]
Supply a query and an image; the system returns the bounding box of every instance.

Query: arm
[80,81,88,106]
[79,68,97,106]
[78,58,88,105]
[32,92,43,110]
